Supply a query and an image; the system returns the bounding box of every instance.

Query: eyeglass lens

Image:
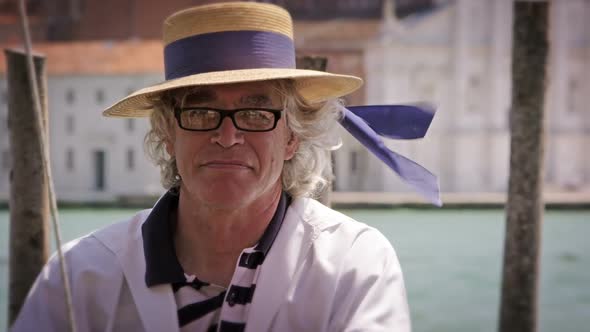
[179,108,279,131]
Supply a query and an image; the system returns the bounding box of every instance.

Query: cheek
[256,135,284,170]
[172,133,201,166]
[165,130,176,157]
[269,134,293,169]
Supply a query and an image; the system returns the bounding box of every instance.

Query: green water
[1,208,589,332]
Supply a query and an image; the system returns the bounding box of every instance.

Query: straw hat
[103,1,363,117]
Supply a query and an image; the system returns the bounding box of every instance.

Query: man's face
[166,81,299,209]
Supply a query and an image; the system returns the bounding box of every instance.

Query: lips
[200,160,252,169]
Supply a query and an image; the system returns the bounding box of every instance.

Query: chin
[182,173,281,207]
[201,192,257,210]
[194,181,257,205]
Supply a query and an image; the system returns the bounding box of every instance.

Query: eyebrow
[180,89,216,106]
[179,89,276,108]
[239,94,273,107]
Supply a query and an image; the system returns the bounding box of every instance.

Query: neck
[173,185,282,286]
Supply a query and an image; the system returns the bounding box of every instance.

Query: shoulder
[287,197,398,282]
[11,210,152,332]
[290,197,393,253]
[41,209,152,305]
[90,208,151,254]
[44,209,151,279]
[276,198,410,330]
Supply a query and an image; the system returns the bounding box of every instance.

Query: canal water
[0,208,588,331]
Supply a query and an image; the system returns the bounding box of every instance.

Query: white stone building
[0,0,589,203]
[0,43,165,202]
[334,0,590,195]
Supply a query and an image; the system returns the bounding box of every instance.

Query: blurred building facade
[339,0,499,192]
[0,0,589,202]
[0,44,165,202]
[337,0,589,194]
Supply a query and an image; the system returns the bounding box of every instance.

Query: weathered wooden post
[296,55,333,207]
[499,2,549,332]
[6,49,50,324]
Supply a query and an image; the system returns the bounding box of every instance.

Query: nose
[210,116,244,148]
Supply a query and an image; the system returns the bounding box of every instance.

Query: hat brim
[103,68,363,117]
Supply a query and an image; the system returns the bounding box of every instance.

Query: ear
[165,140,175,157]
[165,128,176,157]
[284,131,299,161]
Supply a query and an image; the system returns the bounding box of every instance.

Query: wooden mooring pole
[499,2,549,332]
[6,49,50,325]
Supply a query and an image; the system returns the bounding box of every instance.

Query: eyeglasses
[174,107,283,132]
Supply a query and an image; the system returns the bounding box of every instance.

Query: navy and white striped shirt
[142,190,289,332]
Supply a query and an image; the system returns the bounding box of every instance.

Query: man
[11,2,432,331]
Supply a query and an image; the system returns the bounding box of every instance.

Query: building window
[94,150,106,191]
[96,89,105,104]
[568,78,581,113]
[66,114,74,134]
[127,148,135,171]
[0,89,7,106]
[66,148,74,171]
[350,150,358,172]
[126,118,135,132]
[66,88,75,105]
[467,75,482,113]
[469,75,480,89]
[2,150,10,170]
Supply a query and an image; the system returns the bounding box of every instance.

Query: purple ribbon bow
[339,104,442,206]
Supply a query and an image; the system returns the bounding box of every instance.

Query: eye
[180,108,220,129]
[242,110,273,120]
[186,109,211,118]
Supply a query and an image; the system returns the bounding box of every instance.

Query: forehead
[178,81,282,106]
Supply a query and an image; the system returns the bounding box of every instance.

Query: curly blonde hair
[144,80,344,198]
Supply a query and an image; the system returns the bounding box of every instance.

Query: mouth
[200,160,252,170]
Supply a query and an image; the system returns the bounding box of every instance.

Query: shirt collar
[142,190,185,287]
[142,190,291,287]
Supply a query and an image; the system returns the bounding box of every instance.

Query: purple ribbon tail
[347,103,435,139]
[340,108,442,207]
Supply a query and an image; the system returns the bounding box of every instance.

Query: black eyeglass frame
[173,107,283,132]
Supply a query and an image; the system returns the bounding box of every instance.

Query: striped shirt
[141,190,289,332]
